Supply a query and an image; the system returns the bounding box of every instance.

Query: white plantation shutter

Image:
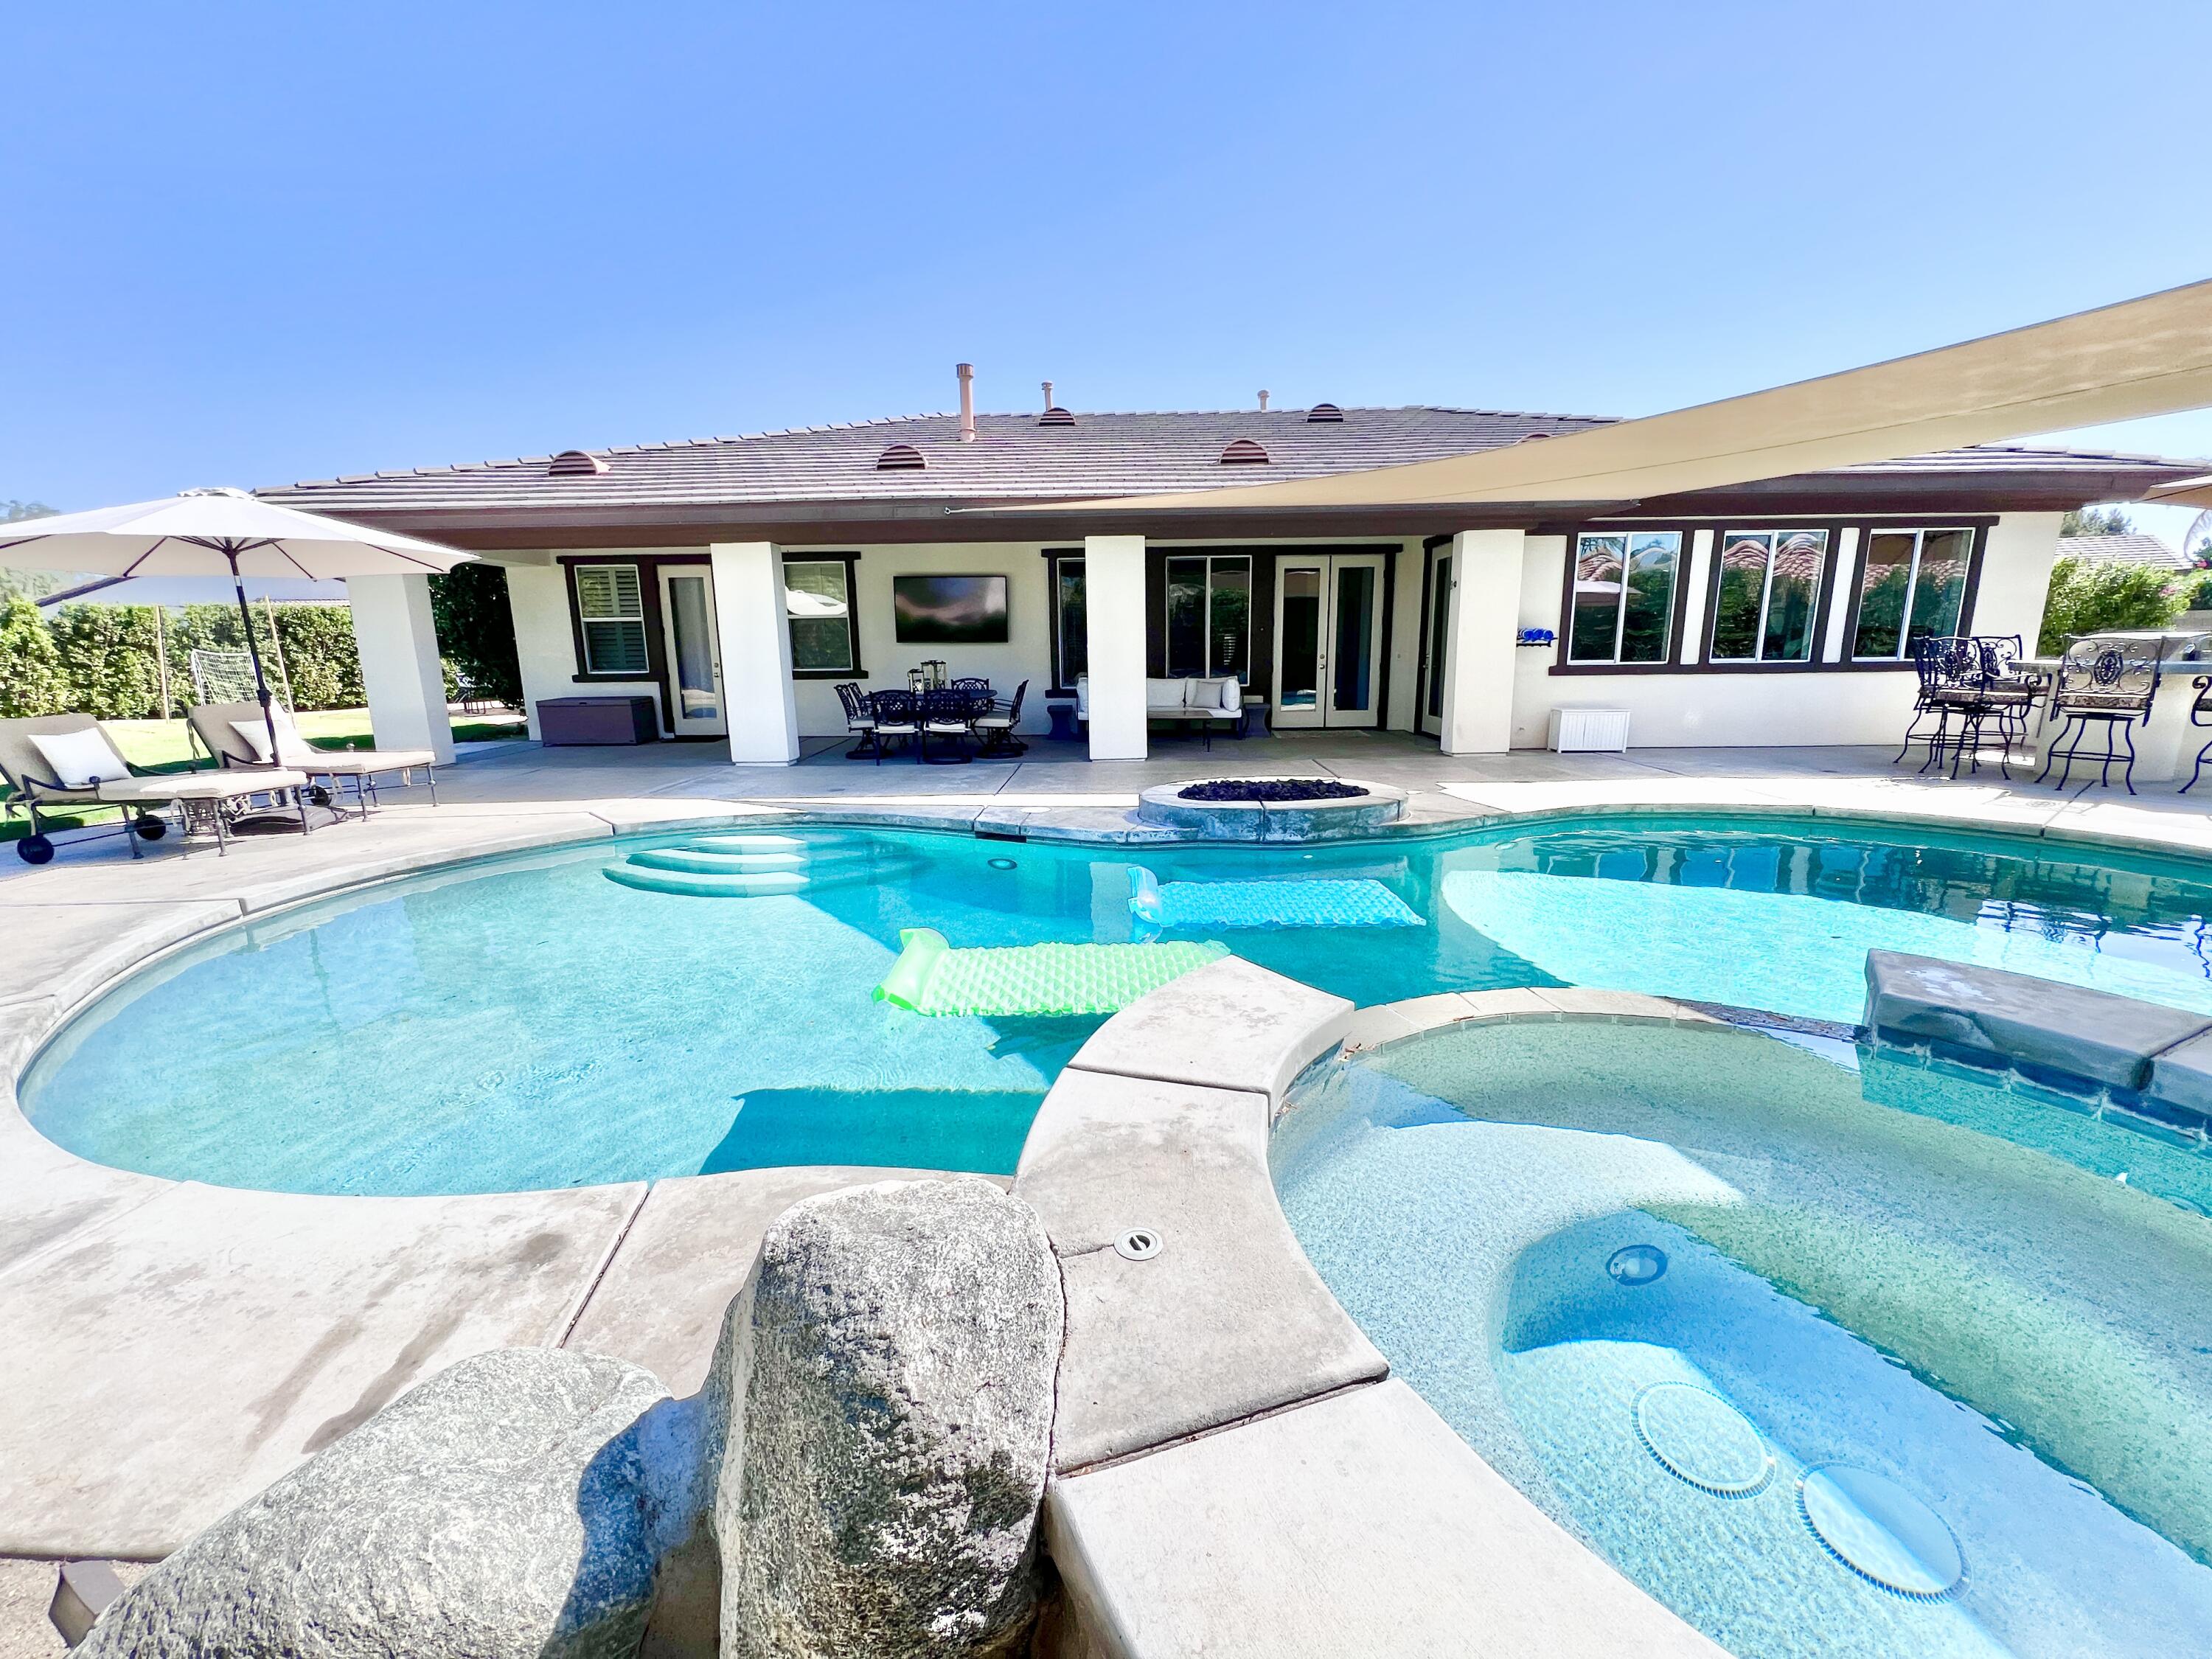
[575,565,649,675]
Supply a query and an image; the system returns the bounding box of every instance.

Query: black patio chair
[866,690,919,765]
[972,680,1028,758]
[1897,636,1987,776]
[2036,637,2163,794]
[834,682,878,759]
[2181,675,2212,796]
[918,686,975,765]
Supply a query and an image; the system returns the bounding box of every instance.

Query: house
[2052,532,2189,571]
[257,369,2199,765]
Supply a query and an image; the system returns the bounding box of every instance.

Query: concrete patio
[2,730,2209,1652]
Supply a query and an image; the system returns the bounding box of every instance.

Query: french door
[1418,543,1453,739]
[658,566,727,736]
[1272,552,1387,728]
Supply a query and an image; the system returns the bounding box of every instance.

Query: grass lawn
[3,709,524,841]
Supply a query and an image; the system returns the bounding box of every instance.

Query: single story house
[2051,531,2190,571]
[257,369,2199,765]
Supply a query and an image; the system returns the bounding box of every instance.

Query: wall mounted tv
[892,574,1010,644]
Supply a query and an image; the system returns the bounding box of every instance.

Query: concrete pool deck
[1,734,2209,1630]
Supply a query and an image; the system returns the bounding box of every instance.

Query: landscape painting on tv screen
[892,574,1009,644]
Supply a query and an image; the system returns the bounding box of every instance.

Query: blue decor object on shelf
[1517,627,1557,647]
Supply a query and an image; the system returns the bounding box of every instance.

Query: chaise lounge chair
[189,702,439,813]
[0,712,310,863]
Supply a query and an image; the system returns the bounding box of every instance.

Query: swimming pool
[1273,1018,2212,1659]
[19,813,2212,1196]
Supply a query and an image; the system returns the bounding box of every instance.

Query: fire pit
[1136,777,1406,840]
[1175,779,1369,804]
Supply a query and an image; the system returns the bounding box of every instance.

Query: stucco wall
[1503,512,2062,750]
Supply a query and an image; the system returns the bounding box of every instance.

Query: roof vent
[1515,431,1556,443]
[548,450,607,476]
[1039,406,1075,426]
[876,443,927,471]
[1307,403,1344,422]
[1220,439,1270,465]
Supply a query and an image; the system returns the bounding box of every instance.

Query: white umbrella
[0,487,473,763]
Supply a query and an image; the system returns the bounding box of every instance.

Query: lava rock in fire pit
[1175,779,1370,804]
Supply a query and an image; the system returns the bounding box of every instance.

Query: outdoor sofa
[1074,674,1243,748]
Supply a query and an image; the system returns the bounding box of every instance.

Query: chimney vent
[1258,390,1270,412]
[1041,380,1054,411]
[956,363,976,442]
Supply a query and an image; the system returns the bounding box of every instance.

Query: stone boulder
[80,1348,689,1659]
[706,1176,1063,1659]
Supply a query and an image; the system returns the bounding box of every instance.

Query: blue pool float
[1127,866,1423,930]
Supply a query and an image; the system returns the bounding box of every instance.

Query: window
[1852,528,1973,659]
[1164,554,1253,680]
[785,558,857,672]
[1054,557,1087,687]
[1708,529,1829,663]
[1566,532,1680,664]
[574,565,648,675]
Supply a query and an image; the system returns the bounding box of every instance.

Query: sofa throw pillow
[1192,677,1238,714]
[29,726,133,790]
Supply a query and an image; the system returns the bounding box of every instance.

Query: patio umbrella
[0,487,473,765]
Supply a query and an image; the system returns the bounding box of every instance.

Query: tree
[0,501,66,602]
[428,563,522,707]
[2038,557,2183,653]
[49,603,163,718]
[2059,504,2135,538]
[0,597,70,717]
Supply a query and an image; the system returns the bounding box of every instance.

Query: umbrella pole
[226,550,285,767]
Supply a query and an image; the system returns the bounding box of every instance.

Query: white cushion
[29,727,132,789]
[1146,678,1189,712]
[231,714,319,768]
[1192,676,1239,714]
[1075,675,1089,718]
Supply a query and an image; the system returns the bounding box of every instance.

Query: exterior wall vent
[1038,406,1076,426]
[876,443,927,470]
[1307,403,1344,422]
[548,450,607,476]
[1220,439,1270,465]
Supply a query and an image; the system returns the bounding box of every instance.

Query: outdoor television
[892,574,1009,644]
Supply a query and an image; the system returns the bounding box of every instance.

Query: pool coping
[1,785,2208,1576]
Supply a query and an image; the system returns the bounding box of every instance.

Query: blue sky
[6,2,2210,543]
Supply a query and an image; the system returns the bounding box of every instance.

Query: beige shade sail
[2146,474,2212,509]
[1006,279,2212,513]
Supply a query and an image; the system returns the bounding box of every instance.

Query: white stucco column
[1084,534,1148,761]
[1438,529,1525,756]
[710,541,800,765]
[348,573,454,764]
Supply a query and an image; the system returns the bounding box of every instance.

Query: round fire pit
[1135,776,1406,840]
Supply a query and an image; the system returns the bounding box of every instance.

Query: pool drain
[1632,1384,1773,1498]
[1798,1465,1963,1599]
[1113,1228,1163,1261]
[1607,1244,1668,1285]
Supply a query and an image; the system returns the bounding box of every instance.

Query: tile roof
[2054,532,2190,570]
[257,406,2192,516]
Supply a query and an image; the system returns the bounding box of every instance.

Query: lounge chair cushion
[231,714,321,768]
[29,726,133,789]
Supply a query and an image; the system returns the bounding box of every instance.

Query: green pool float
[874,928,1230,1016]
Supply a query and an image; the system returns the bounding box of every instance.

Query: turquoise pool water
[1274,1020,2212,1659]
[20,813,2212,1196]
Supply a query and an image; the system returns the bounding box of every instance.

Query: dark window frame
[1559,527,1689,668]
[1161,551,1256,683]
[1697,523,1843,672]
[783,552,865,681]
[1839,524,1991,665]
[1043,549,1086,696]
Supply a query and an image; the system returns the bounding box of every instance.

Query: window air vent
[1038,406,1076,426]
[1220,439,1270,465]
[1306,403,1344,422]
[876,443,927,470]
[548,450,607,476]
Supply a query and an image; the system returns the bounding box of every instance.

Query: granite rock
[706,1177,1062,1659]
[79,1348,684,1659]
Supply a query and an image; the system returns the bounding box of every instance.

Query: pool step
[605,832,913,899]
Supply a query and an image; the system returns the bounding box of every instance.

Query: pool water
[20,814,2212,1196]
[1273,1020,2212,1659]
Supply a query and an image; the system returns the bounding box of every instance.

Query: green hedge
[2037,558,2186,655]
[0,566,527,720]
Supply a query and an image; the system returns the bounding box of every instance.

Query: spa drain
[1798,1465,1963,1600]
[1113,1228,1163,1261]
[1632,1384,1773,1498]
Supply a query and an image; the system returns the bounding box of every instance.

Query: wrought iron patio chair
[1896,636,1983,776]
[865,690,919,765]
[834,682,878,759]
[972,680,1029,758]
[2181,675,2212,796]
[2035,637,2163,794]
[918,686,975,765]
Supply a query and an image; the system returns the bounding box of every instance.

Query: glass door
[658,567,726,737]
[1271,552,1386,728]
[1419,546,1452,738]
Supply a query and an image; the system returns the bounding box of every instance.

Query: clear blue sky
[7,2,2211,541]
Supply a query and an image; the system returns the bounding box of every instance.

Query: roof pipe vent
[1258,390,1270,412]
[957,363,976,442]
[548,450,607,476]
[1307,403,1344,423]
[1042,380,1054,410]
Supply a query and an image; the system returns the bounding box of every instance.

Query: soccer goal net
[187,648,268,708]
